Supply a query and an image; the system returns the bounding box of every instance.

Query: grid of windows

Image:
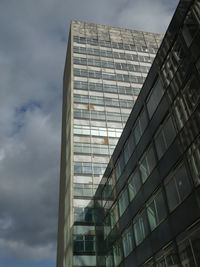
[73,36,159,53]
[74,68,145,83]
[74,109,129,122]
[74,81,141,96]
[74,46,154,63]
[74,94,134,108]
[90,3,200,267]
[63,20,164,267]
[74,57,150,73]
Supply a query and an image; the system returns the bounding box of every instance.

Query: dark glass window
[178,239,196,267]
[155,116,176,159]
[139,144,156,183]
[113,240,123,266]
[182,7,200,47]
[74,207,93,223]
[105,254,114,267]
[128,168,142,201]
[182,75,200,115]
[116,154,125,181]
[118,188,129,216]
[122,226,134,257]
[173,95,189,129]
[104,215,111,239]
[134,109,148,144]
[147,190,167,231]
[110,204,119,229]
[188,136,200,186]
[73,235,95,252]
[165,163,192,212]
[147,78,164,118]
[124,132,135,164]
[133,210,149,246]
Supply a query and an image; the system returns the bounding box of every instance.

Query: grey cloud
[0,0,178,264]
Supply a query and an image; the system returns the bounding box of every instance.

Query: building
[57,20,162,267]
[94,0,200,266]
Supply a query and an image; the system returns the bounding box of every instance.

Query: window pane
[147,79,164,118]
[182,9,200,46]
[183,75,200,114]
[147,201,157,230]
[119,189,129,216]
[178,239,196,266]
[147,145,156,174]
[191,230,200,266]
[156,192,167,223]
[163,117,176,148]
[165,178,179,212]
[175,164,191,201]
[128,169,142,201]
[122,227,134,257]
[140,109,148,133]
[124,133,135,164]
[188,137,200,186]
[140,157,148,183]
[133,212,149,245]
[116,155,125,181]
[147,190,167,231]
[113,241,123,266]
[155,131,166,159]
[110,205,119,229]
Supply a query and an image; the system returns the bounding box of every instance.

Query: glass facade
[92,1,200,267]
[57,20,162,267]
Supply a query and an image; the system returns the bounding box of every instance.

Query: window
[124,132,135,164]
[182,75,200,115]
[188,136,200,186]
[74,183,93,197]
[118,188,129,216]
[104,215,111,239]
[147,78,164,118]
[74,125,90,136]
[155,244,179,267]
[155,116,176,159]
[113,240,123,266]
[133,210,149,246]
[105,254,114,267]
[177,225,200,267]
[128,168,142,201]
[73,235,95,252]
[110,204,119,229]
[122,226,134,257]
[182,7,200,47]
[146,190,167,231]
[74,162,107,175]
[73,255,96,266]
[139,144,156,183]
[116,154,125,181]
[134,109,148,144]
[173,95,189,130]
[165,163,192,212]
[74,207,94,223]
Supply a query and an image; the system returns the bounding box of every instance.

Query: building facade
[57,21,162,267]
[95,0,200,266]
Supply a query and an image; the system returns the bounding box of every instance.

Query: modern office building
[94,0,200,266]
[57,20,163,267]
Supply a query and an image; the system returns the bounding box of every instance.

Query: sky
[0,0,179,266]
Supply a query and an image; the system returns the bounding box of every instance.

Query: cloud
[0,0,178,265]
